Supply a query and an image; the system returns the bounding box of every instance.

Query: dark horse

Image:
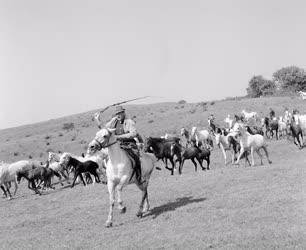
[144,137,182,175]
[289,120,304,149]
[16,167,60,195]
[262,117,279,140]
[65,156,101,188]
[179,145,210,174]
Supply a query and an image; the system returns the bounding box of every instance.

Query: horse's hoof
[120,207,127,214]
[155,166,161,170]
[136,211,143,218]
[105,221,112,228]
[202,168,206,171]
[268,161,272,164]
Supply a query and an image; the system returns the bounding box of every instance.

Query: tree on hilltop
[246,75,276,98]
[273,66,306,92]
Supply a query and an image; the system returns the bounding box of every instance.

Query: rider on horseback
[105,106,142,184]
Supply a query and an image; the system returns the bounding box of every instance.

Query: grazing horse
[235,125,272,166]
[59,155,101,188]
[144,137,182,175]
[88,128,157,227]
[191,127,214,149]
[16,167,60,195]
[241,110,257,122]
[179,145,210,174]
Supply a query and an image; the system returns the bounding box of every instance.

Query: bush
[28,155,33,159]
[45,135,51,140]
[148,120,154,123]
[13,152,19,156]
[62,122,75,131]
[178,100,187,104]
[210,101,215,105]
[71,135,77,141]
[46,142,50,146]
[25,134,31,138]
[58,132,63,137]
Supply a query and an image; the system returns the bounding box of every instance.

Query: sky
[1,0,306,129]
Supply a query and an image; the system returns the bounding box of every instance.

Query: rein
[95,138,117,149]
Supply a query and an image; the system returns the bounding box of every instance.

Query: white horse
[224,115,234,129]
[241,110,257,122]
[0,160,38,199]
[88,128,156,227]
[215,131,238,165]
[278,117,287,138]
[293,114,306,135]
[298,91,306,100]
[191,127,213,148]
[235,125,272,166]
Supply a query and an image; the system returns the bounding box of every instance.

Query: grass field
[0,96,306,249]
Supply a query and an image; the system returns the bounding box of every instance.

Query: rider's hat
[114,105,125,115]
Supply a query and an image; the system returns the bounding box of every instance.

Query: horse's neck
[107,142,128,164]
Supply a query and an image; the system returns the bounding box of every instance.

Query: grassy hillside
[0,96,305,162]
[1,96,306,249]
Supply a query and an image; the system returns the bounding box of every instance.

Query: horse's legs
[13,180,18,195]
[196,155,205,170]
[105,180,116,228]
[79,173,87,186]
[256,149,264,165]
[169,158,175,175]
[1,185,7,198]
[205,156,210,170]
[143,190,150,213]
[191,158,198,171]
[71,171,81,188]
[179,158,185,175]
[276,129,279,140]
[136,185,148,218]
[250,147,255,166]
[31,180,41,195]
[262,146,272,164]
[5,184,12,199]
[220,144,227,165]
[235,147,245,165]
[117,176,128,213]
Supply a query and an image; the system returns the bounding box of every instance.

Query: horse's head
[88,128,117,154]
[58,153,72,169]
[48,152,59,163]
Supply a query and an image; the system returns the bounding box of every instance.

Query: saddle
[118,138,142,185]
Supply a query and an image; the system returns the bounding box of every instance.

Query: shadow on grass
[143,196,206,219]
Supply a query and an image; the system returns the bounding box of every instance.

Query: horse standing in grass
[88,128,157,227]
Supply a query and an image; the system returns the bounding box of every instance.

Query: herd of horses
[1,108,305,227]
